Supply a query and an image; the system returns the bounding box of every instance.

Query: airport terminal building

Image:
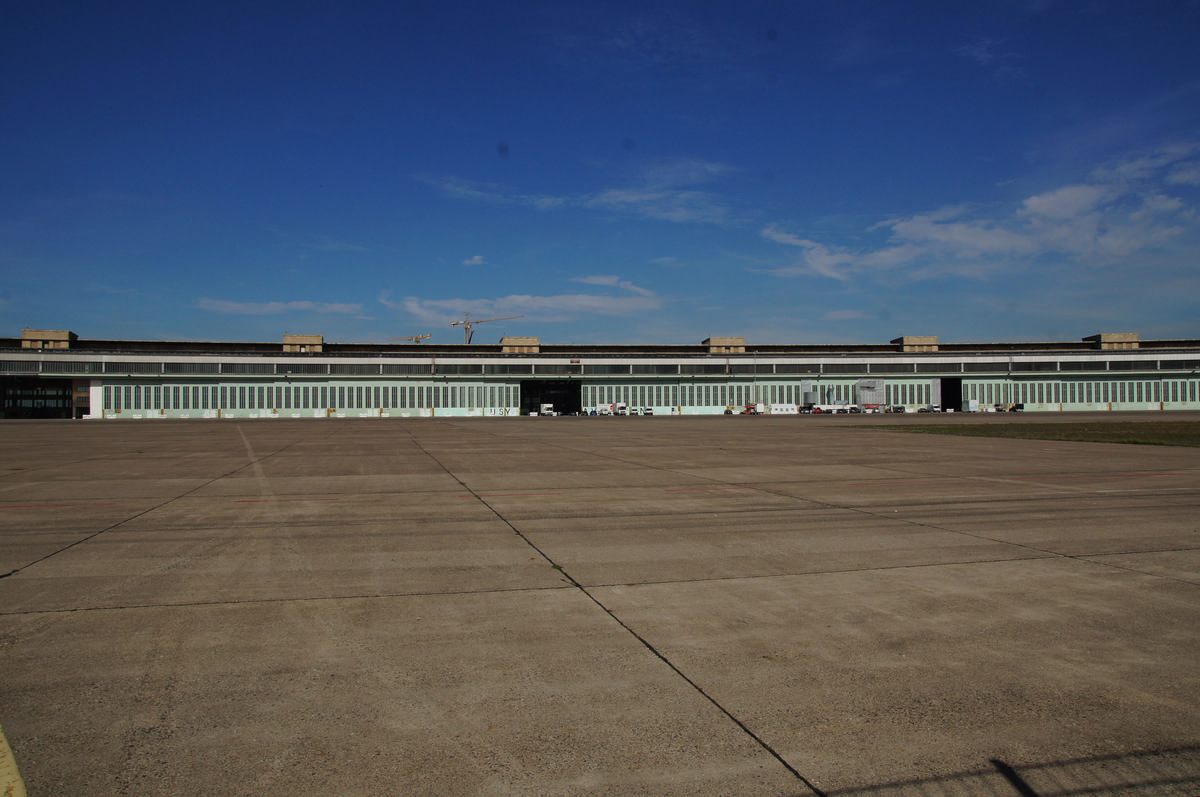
[3,328,1200,419]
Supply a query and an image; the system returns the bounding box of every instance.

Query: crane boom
[449,313,524,344]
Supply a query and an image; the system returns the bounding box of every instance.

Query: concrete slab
[1,416,1198,796]
[0,498,164,535]
[0,478,211,501]
[592,557,1200,793]
[1083,549,1200,585]
[518,508,1051,586]
[2,591,799,796]
[0,518,570,612]
[190,472,465,497]
[890,495,1200,556]
[115,491,498,531]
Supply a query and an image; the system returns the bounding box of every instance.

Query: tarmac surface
[1,413,1199,796]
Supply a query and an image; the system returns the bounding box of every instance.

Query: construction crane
[450,313,523,344]
[389,334,431,344]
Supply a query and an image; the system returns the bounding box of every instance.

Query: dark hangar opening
[520,380,582,416]
[940,377,963,411]
[0,376,75,419]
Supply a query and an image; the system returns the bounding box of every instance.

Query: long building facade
[3,329,1199,419]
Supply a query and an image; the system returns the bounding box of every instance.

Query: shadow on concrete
[821,746,1200,796]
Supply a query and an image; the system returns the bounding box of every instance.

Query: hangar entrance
[939,378,963,412]
[520,380,582,416]
[0,376,73,419]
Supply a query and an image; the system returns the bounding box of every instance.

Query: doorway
[520,380,582,415]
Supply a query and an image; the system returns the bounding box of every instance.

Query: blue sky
[4,1,1200,345]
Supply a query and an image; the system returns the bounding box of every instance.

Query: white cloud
[419,158,735,225]
[889,214,1036,256]
[1166,161,1200,187]
[463,255,488,266]
[198,299,364,315]
[761,142,1200,282]
[1019,184,1110,220]
[761,225,809,247]
[572,274,657,297]
[584,187,729,224]
[760,226,870,280]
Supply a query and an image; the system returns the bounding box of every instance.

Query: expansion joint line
[0,430,312,581]
[406,433,827,797]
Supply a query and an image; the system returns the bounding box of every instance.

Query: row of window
[585,382,875,407]
[971,379,1200,405]
[13,357,1200,377]
[101,377,1200,413]
[105,384,519,412]
[586,383,776,408]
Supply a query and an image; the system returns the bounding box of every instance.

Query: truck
[539,403,556,416]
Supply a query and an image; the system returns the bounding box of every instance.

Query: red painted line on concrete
[464,492,565,498]
[664,487,755,492]
[1,503,118,510]
[847,480,948,486]
[848,471,1194,487]
[1004,472,1192,481]
[235,498,342,503]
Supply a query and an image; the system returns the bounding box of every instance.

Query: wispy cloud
[268,227,372,253]
[392,290,662,326]
[198,298,365,315]
[418,158,736,225]
[955,37,1025,78]
[548,10,732,81]
[572,274,656,297]
[305,235,372,253]
[463,255,488,266]
[761,142,1200,282]
[1166,161,1200,187]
